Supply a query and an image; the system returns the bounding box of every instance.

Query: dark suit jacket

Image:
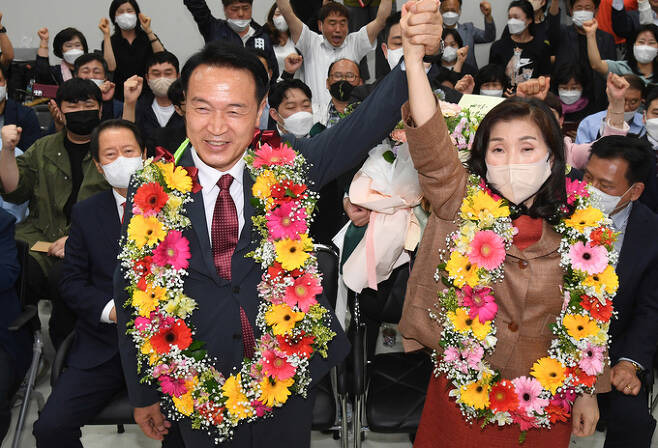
[115,64,409,445]
[609,201,658,370]
[60,190,122,370]
[135,93,186,154]
[4,98,42,151]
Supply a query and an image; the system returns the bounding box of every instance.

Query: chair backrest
[14,239,30,307]
[314,244,339,311]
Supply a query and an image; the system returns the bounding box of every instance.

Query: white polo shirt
[295,23,375,108]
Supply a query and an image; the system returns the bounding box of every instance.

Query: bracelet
[149,34,160,43]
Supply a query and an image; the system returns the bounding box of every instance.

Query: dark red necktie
[211,174,256,358]
[120,202,126,225]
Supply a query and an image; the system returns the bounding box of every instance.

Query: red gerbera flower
[134,182,169,215]
[150,319,193,354]
[489,380,519,413]
[198,401,224,425]
[270,180,307,202]
[545,404,571,424]
[580,295,613,322]
[268,262,284,279]
[567,366,597,388]
[590,227,615,249]
[134,256,153,277]
[276,332,315,358]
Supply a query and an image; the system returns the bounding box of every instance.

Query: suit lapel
[97,190,122,257]
[232,171,258,285]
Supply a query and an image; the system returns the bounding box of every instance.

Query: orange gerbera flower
[579,295,613,322]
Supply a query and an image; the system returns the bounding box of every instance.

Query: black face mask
[65,109,100,136]
[329,80,355,102]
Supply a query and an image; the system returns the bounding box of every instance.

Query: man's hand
[109,306,117,323]
[284,53,303,74]
[1,125,22,153]
[134,402,170,441]
[606,72,629,105]
[99,18,111,37]
[582,19,598,36]
[611,360,642,395]
[571,394,599,437]
[48,100,65,132]
[100,81,116,102]
[124,75,144,105]
[47,236,67,259]
[37,27,49,43]
[456,45,469,64]
[480,1,492,17]
[455,74,475,94]
[343,197,371,227]
[516,76,551,100]
[139,13,152,34]
[402,0,443,58]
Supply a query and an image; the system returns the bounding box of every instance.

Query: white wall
[2,0,511,69]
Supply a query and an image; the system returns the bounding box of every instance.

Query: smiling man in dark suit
[584,135,658,448]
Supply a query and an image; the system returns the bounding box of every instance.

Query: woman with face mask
[398,6,605,446]
[265,4,297,78]
[585,21,658,86]
[551,62,598,138]
[489,0,552,88]
[35,27,89,85]
[473,63,508,97]
[100,0,166,101]
[440,29,476,77]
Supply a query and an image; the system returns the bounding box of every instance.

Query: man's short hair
[319,2,350,21]
[247,47,270,72]
[53,28,89,59]
[73,53,109,78]
[55,78,102,107]
[146,51,180,74]
[589,135,653,185]
[645,86,658,110]
[327,58,360,78]
[167,79,185,107]
[383,12,402,44]
[90,119,145,162]
[623,73,646,98]
[568,0,601,9]
[181,42,269,103]
[268,79,312,110]
[222,0,253,5]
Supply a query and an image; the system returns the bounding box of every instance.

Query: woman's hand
[139,13,152,34]
[37,27,49,43]
[516,76,551,100]
[99,18,111,37]
[571,394,599,437]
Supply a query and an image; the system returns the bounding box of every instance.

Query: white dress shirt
[191,147,246,243]
[100,189,127,324]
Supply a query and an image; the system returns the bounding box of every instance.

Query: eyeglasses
[330,72,358,81]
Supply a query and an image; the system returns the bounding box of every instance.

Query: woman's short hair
[53,28,89,59]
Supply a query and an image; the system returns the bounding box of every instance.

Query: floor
[3,303,657,448]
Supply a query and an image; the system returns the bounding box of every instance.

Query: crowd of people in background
[0,0,657,447]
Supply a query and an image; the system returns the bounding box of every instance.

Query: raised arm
[139,13,165,53]
[183,0,215,42]
[366,0,393,44]
[0,13,14,67]
[611,0,639,38]
[99,18,117,72]
[122,75,143,123]
[583,19,609,75]
[472,1,496,43]
[276,0,304,44]
[35,28,54,84]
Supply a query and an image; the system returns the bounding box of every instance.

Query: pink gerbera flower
[566,178,590,205]
[459,286,498,322]
[568,241,608,275]
[578,343,605,376]
[469,230,506,270]
[549,389,576,413]
[512,376,549,413]
[511,411,540,431]
[251,400,273,417]
[262,350,296,380]
[463,344,484,370]
[134,316,152,333]
[253,144,296,168]
[159,375,187,397]
[266,203,308,240]
[152,231,191,270]
[283,273,322,312]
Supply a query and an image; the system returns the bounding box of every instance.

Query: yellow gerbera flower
[264,304,304,335]
[300,233,314,251]
[157,162,192,193]
[274,238,310,271]
[530,357,566,394]
[563,314,600,340]
[140,340,160,365]
[445,251,480,288]
[132,285,166,317]
[128,215,166,248]
[223,374,252,421]
[564,207,604,233]
[166,195,183,212]
[459,381,490,410]
[172,392,194,416]
[252,170,276,200]
[447,308,492,341]
[460,190,510,221]
[259,377,295,407]
[583,265,618,295]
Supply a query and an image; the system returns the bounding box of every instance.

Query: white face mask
[572,10,594,28]
[480,89,503,97]
[0,85,7,101]
[116,13,137,31]
[90,78,105,88]
[633,44,658,64]
[148,77,176,98]
[228,18,251,33]
[558,88,582,105]
[442,11,460,27]
[646,117,658,140]
[282,110,314,137]
[273,15,288,32]
[486,156,552,205]
[442,46,458,63]
[589,185,632,216]
[102,156,144,189]
[63,49,84,65]
[385,46,404,70]
[624,109,638,122]
[507,18,527,35]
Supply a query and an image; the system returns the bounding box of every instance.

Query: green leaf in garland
[382,150,396,164]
